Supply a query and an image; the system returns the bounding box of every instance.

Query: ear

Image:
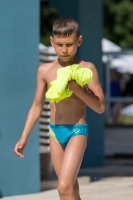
[77,35,83,46]
[50,36,54,46]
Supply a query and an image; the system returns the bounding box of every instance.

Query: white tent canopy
[102,38,122,52]
[102,39,133,74]
[121,104,133,116]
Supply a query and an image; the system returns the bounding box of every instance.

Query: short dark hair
[52,17,80,38]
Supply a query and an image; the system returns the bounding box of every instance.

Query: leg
[50,136,81,199]
[57,135,87,200]
[50,136,65,177]
[112,102,123,124]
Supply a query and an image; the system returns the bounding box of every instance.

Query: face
[50,32,82,62]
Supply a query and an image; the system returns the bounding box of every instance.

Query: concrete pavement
[2,176,133,200]
[2,158,133,200]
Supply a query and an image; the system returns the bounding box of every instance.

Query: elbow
[95,97,105,114]
[98,104,105,114]
[90,104,105,114]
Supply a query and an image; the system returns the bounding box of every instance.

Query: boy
[14,17,105,200]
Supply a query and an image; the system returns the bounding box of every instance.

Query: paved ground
[2,158,133,200]
[2,176,133,200]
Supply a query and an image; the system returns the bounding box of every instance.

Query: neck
[58,56,81,67]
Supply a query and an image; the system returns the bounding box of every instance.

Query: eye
[56,44,62,47]
[66,44,73,47]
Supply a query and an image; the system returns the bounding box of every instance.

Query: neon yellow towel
[46,64,93,103]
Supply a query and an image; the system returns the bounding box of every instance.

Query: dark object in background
[0,190,3,198]
[40,0,59,46]
[123,75,133,97]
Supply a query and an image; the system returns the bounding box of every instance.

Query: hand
[68,80,81,92]
[14,137,28,158]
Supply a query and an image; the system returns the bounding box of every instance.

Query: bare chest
[45,68,58,90]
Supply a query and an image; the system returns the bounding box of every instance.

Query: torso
[43,60,89,124]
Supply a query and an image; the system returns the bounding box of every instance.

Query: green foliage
[40,1,59,46]
[103,0,133,48]
[40,0,133,48]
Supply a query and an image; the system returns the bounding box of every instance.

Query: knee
[74,180,79,191]
[58,180,73,196]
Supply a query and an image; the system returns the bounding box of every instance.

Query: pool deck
[2,162,133,200]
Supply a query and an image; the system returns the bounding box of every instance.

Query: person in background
[110,69,125,124]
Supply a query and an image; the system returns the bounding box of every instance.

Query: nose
[62,45,68,54]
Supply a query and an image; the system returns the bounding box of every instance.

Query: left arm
[68,63,105,114]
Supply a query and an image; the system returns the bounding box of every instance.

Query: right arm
[14,65,47,157]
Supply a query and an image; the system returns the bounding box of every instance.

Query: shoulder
[80,61,100,84]
[38,62,54,73]
[38,60,57,77]
[80,61,97,72]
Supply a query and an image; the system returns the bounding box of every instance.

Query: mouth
[61,55,69,57]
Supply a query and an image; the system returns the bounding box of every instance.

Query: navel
[59,114,62,119]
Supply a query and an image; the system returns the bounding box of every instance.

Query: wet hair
[52,17,80,38]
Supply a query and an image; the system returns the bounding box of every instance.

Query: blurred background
[39,0,133,170]
[39,0,133,191]
[0,0,133,198]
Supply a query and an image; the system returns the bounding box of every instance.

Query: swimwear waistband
[49,124,88,127]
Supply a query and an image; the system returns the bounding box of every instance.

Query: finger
[19,153,24,158]
[18,144,26,151]
[14,142,26,158]
[14,145,23,156]
[15,150,24,158]
[18,145,23,150]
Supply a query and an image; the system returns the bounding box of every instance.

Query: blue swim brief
[49,124,88,147]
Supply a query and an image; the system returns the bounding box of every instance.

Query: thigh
[58,135,87,185]
[50,136,65,177]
